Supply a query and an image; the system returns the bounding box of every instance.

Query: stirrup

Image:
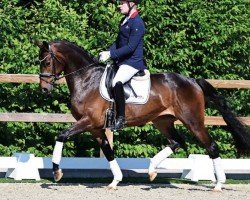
[113,116,125,130]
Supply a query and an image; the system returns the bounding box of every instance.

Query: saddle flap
[105,66,117,99]
[99,66,151,104]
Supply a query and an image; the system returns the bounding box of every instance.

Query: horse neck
[63,53,102,97]
[54,42,103,98]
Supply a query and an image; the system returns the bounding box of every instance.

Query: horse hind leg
[149,115,184,181]
[179,112,226,191]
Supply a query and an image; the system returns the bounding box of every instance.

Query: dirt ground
[0,183,249,200]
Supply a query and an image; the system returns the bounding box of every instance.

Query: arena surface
[0,183,249,200]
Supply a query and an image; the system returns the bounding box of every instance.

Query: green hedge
[0,0,249,158]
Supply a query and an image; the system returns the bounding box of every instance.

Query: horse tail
[196,78,250,155]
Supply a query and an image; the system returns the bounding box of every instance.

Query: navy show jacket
[109,12,146,70]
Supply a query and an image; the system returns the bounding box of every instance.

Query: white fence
[0,153,249,181]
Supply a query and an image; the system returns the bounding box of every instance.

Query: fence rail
[0,113,249,125]
[0,74,249,126]
[0,74,250,88]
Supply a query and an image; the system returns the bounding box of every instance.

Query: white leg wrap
[52,141,63,165]
[148,147,173,174]
[109,159,123,181]
[213,157,226,183]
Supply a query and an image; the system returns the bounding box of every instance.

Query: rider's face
[118,1,132,15]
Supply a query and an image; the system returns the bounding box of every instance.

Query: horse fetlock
[114,172,123,182]
[213,157,226,184]
[148,160,156,173]
[52,142,63,165]
[53,169,63,182]
[149,172,157,182]
[148,161,157,181]
[109,159,123,181]
[107,180,120,190]
[213,182,223,192]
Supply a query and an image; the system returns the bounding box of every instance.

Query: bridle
[39,45,98,86]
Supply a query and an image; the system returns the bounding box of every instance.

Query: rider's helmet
[125,0,140,4]
[118,0,141,4]
[118,0,141,15]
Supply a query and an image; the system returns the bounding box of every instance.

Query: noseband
[39,45,98,86]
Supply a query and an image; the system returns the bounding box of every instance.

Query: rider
[99,0,146,130]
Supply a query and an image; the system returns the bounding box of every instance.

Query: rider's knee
[113,80,123,88]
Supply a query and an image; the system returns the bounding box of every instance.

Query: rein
[39,45,99,85]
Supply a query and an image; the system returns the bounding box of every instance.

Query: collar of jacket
[121,11,139,26]
[130,10,138,18]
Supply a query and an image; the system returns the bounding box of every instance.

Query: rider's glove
[99,51,111,62]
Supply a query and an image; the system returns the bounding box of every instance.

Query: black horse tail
[196,78,250,155]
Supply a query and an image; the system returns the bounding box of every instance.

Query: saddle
[100,63,151,104]
[99,63,151,129]
[105,64,146,100]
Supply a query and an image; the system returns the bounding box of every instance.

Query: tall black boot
[113,81,125,130]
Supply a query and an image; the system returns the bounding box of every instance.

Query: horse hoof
[213,182,223,192]
[213,188,223,192]
[53,169,63,182]
[107,184,118,190]
[148,172,157,182]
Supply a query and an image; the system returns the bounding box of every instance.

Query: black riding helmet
[117,0,141,15]
[123,0,140,4]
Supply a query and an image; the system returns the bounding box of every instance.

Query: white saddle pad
[99,66,151,104]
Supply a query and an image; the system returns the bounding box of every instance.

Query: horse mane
[50,39,102,65]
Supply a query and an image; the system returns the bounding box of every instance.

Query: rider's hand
[99,51,111,62]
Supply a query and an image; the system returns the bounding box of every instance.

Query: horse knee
[207,142,219,159]
[57,132,68,143]
[169,142,180,152]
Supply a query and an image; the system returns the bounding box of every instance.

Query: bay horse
[36,40,249,191]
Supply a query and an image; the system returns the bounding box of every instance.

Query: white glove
[99,51,111,62]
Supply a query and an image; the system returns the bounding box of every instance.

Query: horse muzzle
[40,82,54,93]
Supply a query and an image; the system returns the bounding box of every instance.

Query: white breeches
[112,64,139,87]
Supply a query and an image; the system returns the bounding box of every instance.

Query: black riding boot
[113,82,125,130]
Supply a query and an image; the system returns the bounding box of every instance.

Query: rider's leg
[112,64,139,87]
[113,81,125,129]
[112,65,139,130]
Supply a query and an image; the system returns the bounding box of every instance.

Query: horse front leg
[95,129,123,190]
[52,120,87,182]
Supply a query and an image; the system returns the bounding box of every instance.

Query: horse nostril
[41,88,49,93]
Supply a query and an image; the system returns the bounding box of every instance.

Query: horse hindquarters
[196,79,250,154]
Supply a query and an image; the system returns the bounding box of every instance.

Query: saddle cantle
[99,64,151,105]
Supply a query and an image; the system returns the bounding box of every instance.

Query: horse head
[36,40,66,93]
[36,40,98,93]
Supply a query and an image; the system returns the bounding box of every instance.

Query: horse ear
[33,39,43,48]
[42,41,49,49]
[33,39,49,50]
